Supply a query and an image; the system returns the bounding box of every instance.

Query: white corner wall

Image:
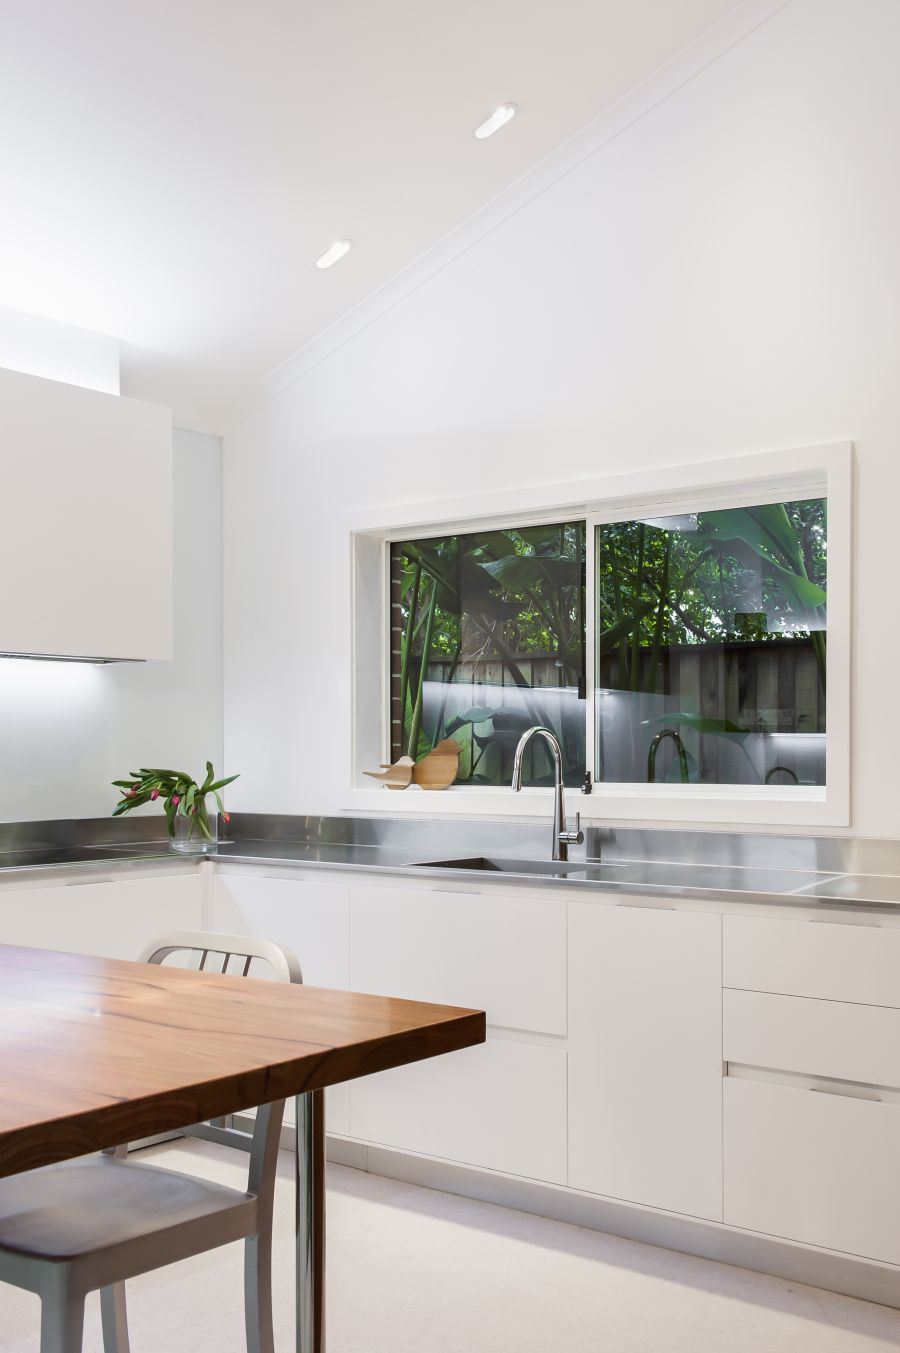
[0,428,223,821]
[223,0,900,836]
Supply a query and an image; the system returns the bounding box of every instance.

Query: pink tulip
[223,811,231,824]
[172,794,180,806]
[125,789,137,798]
[150,788,160,801]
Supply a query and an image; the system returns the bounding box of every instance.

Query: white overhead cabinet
[0,365,172,660]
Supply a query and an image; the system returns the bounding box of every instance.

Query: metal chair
[142,930,303,1154]
[0,930,303,1353]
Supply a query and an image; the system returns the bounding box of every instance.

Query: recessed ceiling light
[315,240,352,270]
[474,103,517,140]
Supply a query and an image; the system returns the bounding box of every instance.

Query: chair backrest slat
[139,930,303,985]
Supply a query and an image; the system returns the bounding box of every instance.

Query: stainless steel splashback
[226,813,900,877]
[0,815,169,855]
[2,812,899,878]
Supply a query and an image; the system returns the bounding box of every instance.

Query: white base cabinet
[347,881,568,1180]
[351,1036,567,1182]
[211,869,351,1134]
[212,870,350,991]
[725,1077,900,1267]
[0,870,202,959]
[9,856,900,1300]
[722,909,900,1269]
[349,883,566,1033]
[568,901,723,1221]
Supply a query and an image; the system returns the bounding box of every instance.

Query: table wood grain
[0,943,486,1177]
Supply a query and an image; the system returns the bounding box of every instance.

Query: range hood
[0,366,173,663]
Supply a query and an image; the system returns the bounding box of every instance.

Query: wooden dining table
[0,943,486,1351]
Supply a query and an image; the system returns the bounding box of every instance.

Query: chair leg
[101,1282,131,1353]
[245,1229,275,1353]
[40,1280,85,1353]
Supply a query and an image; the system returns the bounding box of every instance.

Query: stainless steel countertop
[0,843,180,874]
[209,840,900,910]
[2,831,900,912]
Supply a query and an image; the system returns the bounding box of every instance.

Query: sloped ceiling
[0,0,746,430]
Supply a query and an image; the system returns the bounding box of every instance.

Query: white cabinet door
[725,1077,900,1265]
[351,1036,567,1183]
[211,870,351,1134]
[724,987,900,1088]
[0,871,202,959]
[724,914,900,1008]
[0,365,172,660]
[212,871,350,989]
[348,882,567,1175]
[350,883,566,1035]
[568,901,723,1221]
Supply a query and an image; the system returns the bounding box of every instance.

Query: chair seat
[0,1155,253,1260]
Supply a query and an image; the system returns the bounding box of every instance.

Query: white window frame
[347,442,851,827]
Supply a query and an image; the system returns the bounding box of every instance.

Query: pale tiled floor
[1,1139,899,1351]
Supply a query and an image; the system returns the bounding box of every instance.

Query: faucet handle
[560,812,584,847]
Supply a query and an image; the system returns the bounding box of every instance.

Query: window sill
[345,783,847,829]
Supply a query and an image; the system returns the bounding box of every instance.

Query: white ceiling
[0,0,745,432]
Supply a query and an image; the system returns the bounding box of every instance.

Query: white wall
[0,428,222,822]
[223,0,900,836]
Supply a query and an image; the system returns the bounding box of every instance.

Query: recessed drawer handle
[810,1084,883,1103]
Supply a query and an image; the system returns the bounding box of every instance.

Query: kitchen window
[352,443,850,823]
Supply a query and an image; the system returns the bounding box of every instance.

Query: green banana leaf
[445,706,503,734]
[470,530,520,557]
[407,542,523,621]
[478,553,582,592]
[642,711,749,741]
[515,524,572,553]
[696,506,826,613]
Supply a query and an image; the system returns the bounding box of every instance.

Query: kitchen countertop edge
[0,839,897,913]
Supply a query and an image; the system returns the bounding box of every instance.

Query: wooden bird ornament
[412,739,461,790]
[363,756,414,789]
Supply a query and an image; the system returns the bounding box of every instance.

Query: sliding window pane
[595,498,826,786]
[391,523,586,786]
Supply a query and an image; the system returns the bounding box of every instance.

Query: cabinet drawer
[725,1076,900,1265]
[349,1036,566,1183]
[725,989,900,1088]
[212,873,350,990]
[724,914,900,1008]
[350,884,566,1035]
[0,873,202,960]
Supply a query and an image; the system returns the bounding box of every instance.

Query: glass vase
[170,801,218,855]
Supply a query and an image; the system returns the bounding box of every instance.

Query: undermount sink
[412,855,596,877]
[409,855,840,896]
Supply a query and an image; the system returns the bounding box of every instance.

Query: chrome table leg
[295,1090,325,1352]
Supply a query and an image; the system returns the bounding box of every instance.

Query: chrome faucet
[511,726,584,862]
[647,728,689,784]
